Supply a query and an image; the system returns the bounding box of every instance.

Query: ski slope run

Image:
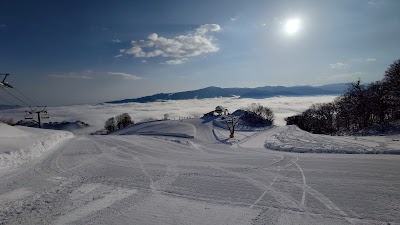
[0,119,399,224]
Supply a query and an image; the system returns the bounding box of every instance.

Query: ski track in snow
[0,119,400,224]
[292,157,306,206]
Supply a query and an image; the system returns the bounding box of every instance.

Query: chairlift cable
[0,94,14,105]
[13,87,39,106]
[1,88,32,108]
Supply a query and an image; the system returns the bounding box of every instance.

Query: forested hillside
[286,59,400,134]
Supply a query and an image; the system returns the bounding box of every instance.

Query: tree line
[285,59,400,134]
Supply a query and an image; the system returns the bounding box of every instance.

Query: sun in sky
[284,18,301,35]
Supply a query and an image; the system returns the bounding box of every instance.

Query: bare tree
[0,116,14,126]
[116,113,133,129]
[285,58,400,134]
[225,116,241,138]
[383,59,400,120]
[245,103,275,125]
[104,117,116,133]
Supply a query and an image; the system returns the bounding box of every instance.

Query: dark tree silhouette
[383,59,400,120]
[285,59,400,134]
[116,113,133,129]
[104,117,116,133]
[245,103,275,125]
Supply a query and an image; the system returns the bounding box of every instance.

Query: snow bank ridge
[0,127,73,169]
[265,125,400,154]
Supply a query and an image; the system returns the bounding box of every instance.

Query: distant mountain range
[106,83,349,104]
[0,104,20,110]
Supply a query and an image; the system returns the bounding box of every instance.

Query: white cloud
[164,58,188,65]
[196,24,221,34]
[325,72,361,81]
[0,96,337,133]
[48,71,94,80]
[230,17,238,22]
[368,0,383,5]
[114,54,123,58]
[329,62,346,69]
[112,38,121,43]
[123,24,221,64]
[350,58,377,63]
[108,72,142,80]
[141,60,147,63]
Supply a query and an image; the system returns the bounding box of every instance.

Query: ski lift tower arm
[1,74,9,83]
[0,73,13,89]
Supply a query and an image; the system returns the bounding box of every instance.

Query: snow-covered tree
[383,59,400,120]
[104,117,116,133]
[245,103,275,124]
[116,113,133,129]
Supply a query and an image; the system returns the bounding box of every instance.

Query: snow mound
[111,120,196,138]
[213,116,272,131]
[0,124,73,169]
[265,125,400,154]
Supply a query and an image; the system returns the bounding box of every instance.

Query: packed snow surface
[0,119,399,224]
[0,123,73,169]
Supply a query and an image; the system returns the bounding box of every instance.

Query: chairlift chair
[41,111,49,119]
[24,111,33,120]
[0,82,13,89]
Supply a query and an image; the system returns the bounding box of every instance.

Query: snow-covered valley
[0,119,399,224]
[0,95,338,133]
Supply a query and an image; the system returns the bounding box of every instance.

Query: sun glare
[284,18,301,35]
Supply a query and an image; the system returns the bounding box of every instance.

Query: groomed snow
[0,119,400,224]
[0,123,73,169]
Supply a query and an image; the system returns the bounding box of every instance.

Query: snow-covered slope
[0,123,73,169]
[1,120,400,224]
[0,123,31,138]
[111,120,196,138]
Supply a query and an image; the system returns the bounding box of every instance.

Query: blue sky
[0,0,399,105]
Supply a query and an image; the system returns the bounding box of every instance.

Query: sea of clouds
[0,96,337,134]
